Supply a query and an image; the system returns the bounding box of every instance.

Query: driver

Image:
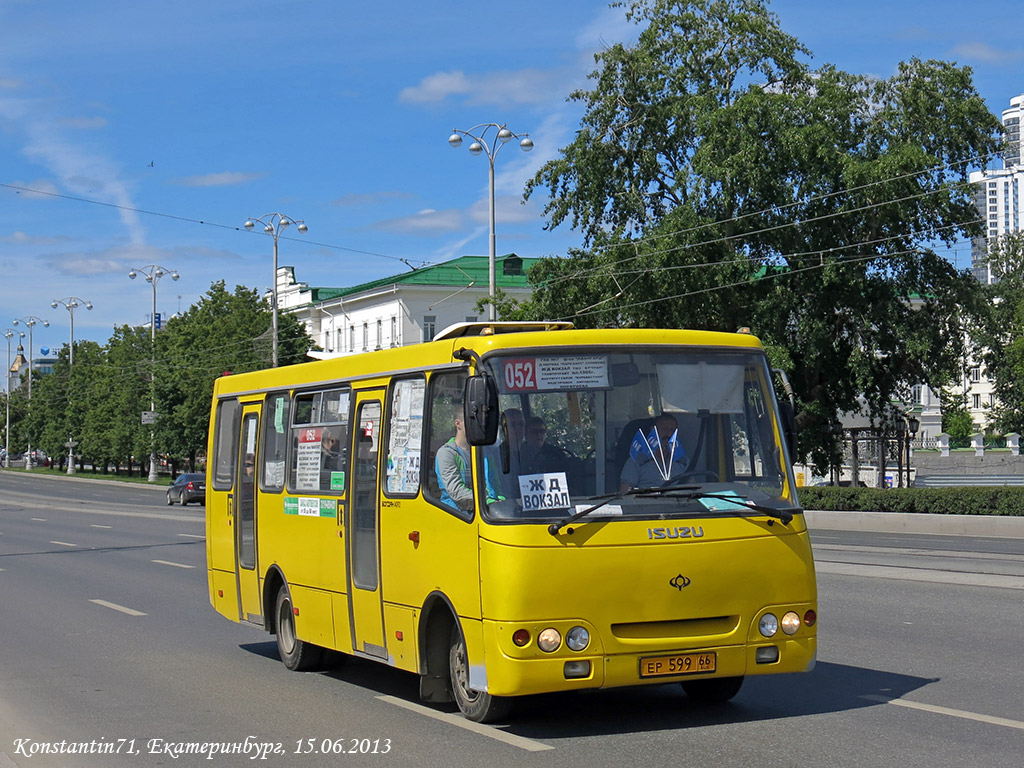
[620,413,687,490]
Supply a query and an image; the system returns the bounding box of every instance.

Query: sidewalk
[805,509,1024,539]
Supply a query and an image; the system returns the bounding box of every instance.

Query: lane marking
[178,533,205,539]
[376,695,554,751]
[861,695,1024,730]
[816,561,1024,590]
[815,543,1024,563]
[90,524,113,529]
[49,540,76,547]
[31,517,46,522]
[89,599,147,617]
[152,559,195,569]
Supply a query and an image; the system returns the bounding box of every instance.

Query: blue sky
[1,0,1022,353]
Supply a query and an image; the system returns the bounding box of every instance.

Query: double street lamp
[243,214,307,368]
[12,315,48,469]
[3,328,25,468]
[51,297,93,474]
[448,123,533,321]
[129,265,179,483]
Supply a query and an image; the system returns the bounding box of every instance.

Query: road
[1,470,1022,767]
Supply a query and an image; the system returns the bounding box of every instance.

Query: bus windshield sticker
[576,503,623,517]
[519,472,571,512]
[284,497,338,517]
[330,471,346,491]
[295,427,323,491]
[501,356,609,393]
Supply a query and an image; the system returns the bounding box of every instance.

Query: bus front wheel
[275,585,324,671]
[448,625,511,723]
[681,676,744,704]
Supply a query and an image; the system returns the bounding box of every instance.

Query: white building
[277,253,540,356]
[969,94,1023,284]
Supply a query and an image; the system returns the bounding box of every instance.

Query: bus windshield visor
[478,349,797,522]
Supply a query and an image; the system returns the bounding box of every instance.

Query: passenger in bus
[620,413,687,490]
[520,416,571,476]
[321,431,342,471]
[435,403,503,512]
[435,405,475,512]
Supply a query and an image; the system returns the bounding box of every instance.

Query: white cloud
[950,41,1024,63]
[172,171,265,187]
[399,67,570,107]
[372,207,466,234]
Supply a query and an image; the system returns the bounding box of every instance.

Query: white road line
[49,540,76,547]
[31,517,46,522]
[152,559,194,569]
[90,524,113,529]
[178,533,205,539]
[861,694,1024,730]
[377,695,554,751]
[89,599,147,617]
[815,561,1024,590]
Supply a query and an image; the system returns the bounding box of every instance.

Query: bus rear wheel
[681,676,744,704]
[448,625,511,723]
[275,585,325,671]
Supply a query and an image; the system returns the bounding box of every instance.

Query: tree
[155,281,313,469]
[978,231,1024,434]
[522,0,1001,467]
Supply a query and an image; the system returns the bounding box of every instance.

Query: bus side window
[261,392,289,492]
[212,398,240,491]
[385,377,425,496]
[424,371,468,513]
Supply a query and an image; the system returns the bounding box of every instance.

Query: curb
[805,509,1024,539]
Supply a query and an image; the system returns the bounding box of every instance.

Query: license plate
[639,652,716,678]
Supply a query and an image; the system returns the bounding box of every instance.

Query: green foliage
[521,0,1000,466]
[939,390,974,445]
[977,231,1024,434]
[799,486,1024,517]
[7,281,314,473]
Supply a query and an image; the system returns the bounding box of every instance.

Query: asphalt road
[1,470,1022,767]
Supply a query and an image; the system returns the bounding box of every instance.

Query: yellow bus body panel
[205,325,816,700]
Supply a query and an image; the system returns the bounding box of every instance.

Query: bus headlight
[759,613,779,638]
[781,611,801,635]
[566,626,590,651]
[538,628,562,652]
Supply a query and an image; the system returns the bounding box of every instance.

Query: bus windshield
[480,348,796,522]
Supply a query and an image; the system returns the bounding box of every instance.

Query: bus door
[347,391,386,658]
[235,404,262,624]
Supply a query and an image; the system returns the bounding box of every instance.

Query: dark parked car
[167,473,206,506]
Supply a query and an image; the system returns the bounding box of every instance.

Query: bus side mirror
[464,374,499,445]
[779,401,798,456]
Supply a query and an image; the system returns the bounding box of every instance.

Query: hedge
[797,486,1024,517]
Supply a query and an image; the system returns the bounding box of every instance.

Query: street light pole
[51,297,93,474]
[12,315,48,470]
[129,265,179,482]
[243,214,307,368]
[448,123,533,321]
[3,328,25,468]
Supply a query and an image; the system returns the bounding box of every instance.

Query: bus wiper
[547,484,701,536]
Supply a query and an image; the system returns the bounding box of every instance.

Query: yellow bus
[206,322,817,722]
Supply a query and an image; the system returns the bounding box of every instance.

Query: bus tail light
[804,609,817,627]
[512,629,531,647]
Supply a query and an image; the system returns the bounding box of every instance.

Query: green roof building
[277,253,538,356]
